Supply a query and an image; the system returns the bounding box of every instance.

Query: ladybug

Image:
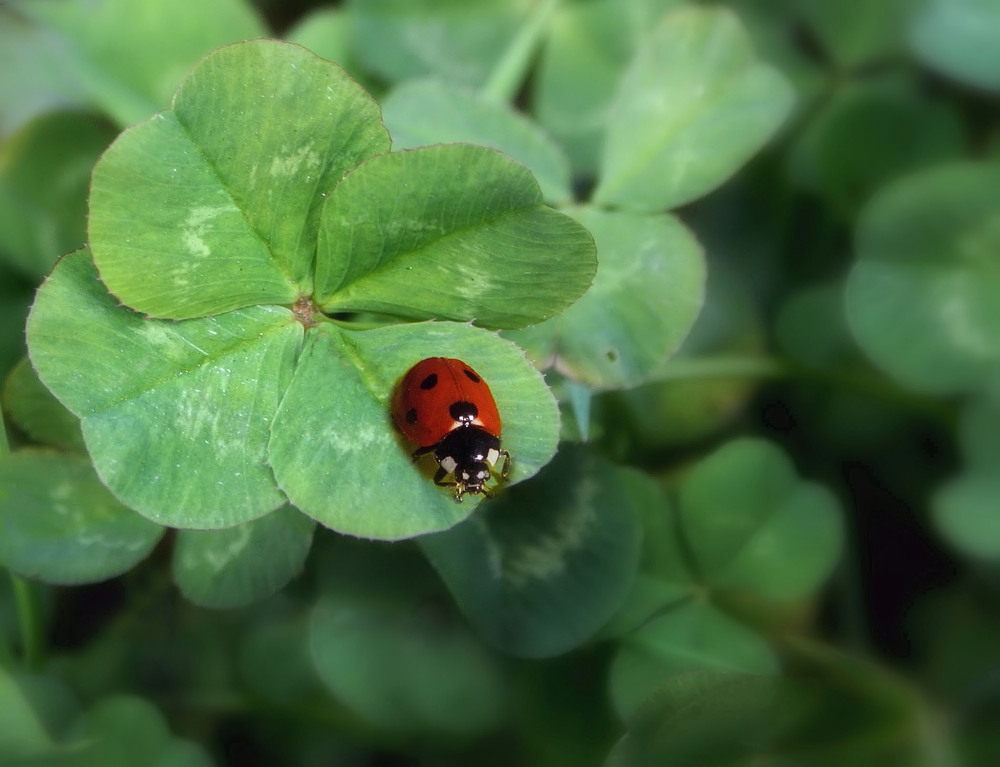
[391,357,511,502]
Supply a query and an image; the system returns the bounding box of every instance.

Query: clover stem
[660,354,953,424]
[483,0,562,103]
[655,355,788,382]
[563,379,592,441]
[0,410,8,457]
[10,574,44,672]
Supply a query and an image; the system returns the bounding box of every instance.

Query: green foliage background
[2,0,999,765]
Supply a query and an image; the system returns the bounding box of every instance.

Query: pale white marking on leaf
[181,204,235,259]
[134,322,212,364]
[270,144,322,177]
[199,524,253,572]
[135,321,185,351]
[937,270,998,358]
[322,423,379,453]
[450,259,499,301]
[171,367,253,460]
[499,477,598,588]
[78,532,151,552]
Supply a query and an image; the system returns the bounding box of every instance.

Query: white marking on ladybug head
[440,455,458,475]
[486,447,500,467]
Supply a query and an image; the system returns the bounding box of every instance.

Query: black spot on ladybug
[419,373,438,390]
[462,368,481,384]
[405,407,418,424]
[449,400,478,423]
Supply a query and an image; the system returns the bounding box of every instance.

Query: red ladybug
[392,357,511,501]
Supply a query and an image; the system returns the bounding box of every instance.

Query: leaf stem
[10,574,44,672]
[0,409,9,458]
[657,354,788,382]
[659,354,953,424]
[833,548,871,657]
[0,593,11,669]
[0,418,15,670]
[483,0,561,103]
[564,379,592,441]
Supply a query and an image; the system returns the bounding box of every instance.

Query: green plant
[2,0,999,765]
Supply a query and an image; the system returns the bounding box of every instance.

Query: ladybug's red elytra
[391,357,511,502]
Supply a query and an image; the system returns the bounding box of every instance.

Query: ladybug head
[452,461,494,500]
[434,426,503,501]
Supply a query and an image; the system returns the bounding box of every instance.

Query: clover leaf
[315,143,593,327]
[593,6,794,211]
[88,40,390,319]
[27,40,589,539]
[608,439,843,717]
[419,445,643,657]
[846,161,1000,393]
[0,450,163,585]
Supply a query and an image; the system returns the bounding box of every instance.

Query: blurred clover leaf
[506,206,705,390]
[592,6,794,212]
[846,162,1000,393]
[3,357,85,452]
[678,438,844,600]
[310,537,506,735]
[609,642,951,766]
[532,0,687,175]
[607,261,766,450]
[794,0,913,69]
[63,695,214,767]
[26,39,592,540]
[419,445,644,658]
[0,450,163,585]
[910,0,1000,93]
[786,77,964,218]
[7,0,266,129]
[0,666,57,760]
[933,395,1000,559]
[608,438,843,717]
[1,357,163,586]
[607,671,779,766]
[345,0,524,88]
[381,78,573,205]
[609,597,780,719]
[172,505,316,609]
[0,111,116,280]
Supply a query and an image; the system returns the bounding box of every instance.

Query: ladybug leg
[411,445,436,463]
[430,466,468,503]
[433,466,455,487]
[497,449,511,480]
